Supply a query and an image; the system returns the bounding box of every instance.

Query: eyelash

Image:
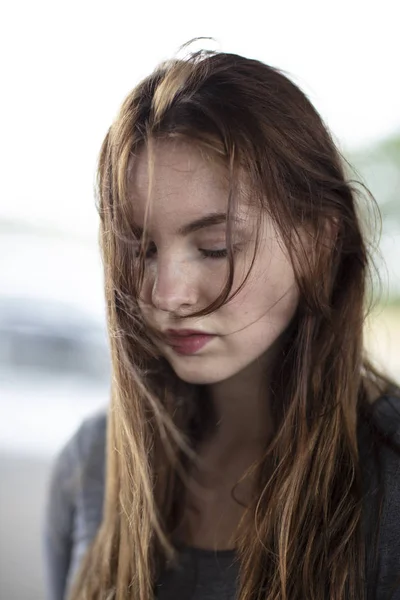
[135,246,229,260]
[200,248,227,259]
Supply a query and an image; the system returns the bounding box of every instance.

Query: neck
[205,354,275,453]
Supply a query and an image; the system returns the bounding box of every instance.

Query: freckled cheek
[196,269,231,303]
[229,265,268,305]
[228,259,298,315]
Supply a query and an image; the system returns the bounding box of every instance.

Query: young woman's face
[129,140,299,385]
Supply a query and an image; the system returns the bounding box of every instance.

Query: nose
[150,257,198,314]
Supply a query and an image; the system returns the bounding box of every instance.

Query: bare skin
[175,435,265,550]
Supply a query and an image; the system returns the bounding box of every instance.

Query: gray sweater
[44,395,400,600]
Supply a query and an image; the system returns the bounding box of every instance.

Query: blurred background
[0,0,399,598]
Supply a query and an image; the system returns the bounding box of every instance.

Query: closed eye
[200,248,227,259]
[135,245,231,260]
[200,244,242,259]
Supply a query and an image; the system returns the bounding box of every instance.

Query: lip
[166,329,213,337]
[165,329,215,355]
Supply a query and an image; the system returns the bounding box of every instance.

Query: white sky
[1,0,399,238]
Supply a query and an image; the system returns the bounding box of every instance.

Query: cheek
[228,252,298,320]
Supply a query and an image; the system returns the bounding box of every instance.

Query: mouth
[164,329,216,355]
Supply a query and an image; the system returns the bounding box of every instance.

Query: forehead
[128,139,230,224]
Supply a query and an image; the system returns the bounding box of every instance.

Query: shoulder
[50,409,108,492]
[364,394,400,490]
[359,393,400,459]
[44,410,108,600]
[359,394,400,598]
[69,409,108,457]
[54,409,108,508]
[69,409,108,473]
[46,409,108,527]
[371,394,400,443]
[368,395,400,535]
[371,394,400,545]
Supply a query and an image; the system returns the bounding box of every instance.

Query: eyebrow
[132,212,229,238]
[178,212,227,235]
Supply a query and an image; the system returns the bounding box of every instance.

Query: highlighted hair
[69,46,399,600]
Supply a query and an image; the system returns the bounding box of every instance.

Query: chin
[168,365,217,385]
[177,372,224,385]
[166,357,233,386]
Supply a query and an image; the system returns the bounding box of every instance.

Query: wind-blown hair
[69,48,398,600]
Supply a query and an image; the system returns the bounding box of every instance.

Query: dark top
[43,395,400,600]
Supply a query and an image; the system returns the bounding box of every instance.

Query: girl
[44,47,400,600]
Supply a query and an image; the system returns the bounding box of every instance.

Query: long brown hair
[69,47,398,600]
